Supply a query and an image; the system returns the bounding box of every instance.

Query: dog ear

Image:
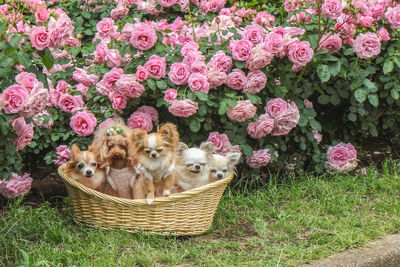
[158,123,179,146]
[227,152,241,167]
[70,144,80,161]
[200,142,215,154]
[130,128,147,148]
[90,136,110,168]
[177,142,189,156]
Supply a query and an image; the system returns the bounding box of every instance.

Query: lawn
[1,161,400,266]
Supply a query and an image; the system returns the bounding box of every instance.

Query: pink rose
[12,117,34,151]
[130,23,158,51]
[48,14,74,49]
[353,32,381,59]
[312,130,322,144]
[226,69,247,90]
[168,62,190,85]
[15,72,38,90]
[127,111,153,132]
[164,89,178,103]
[263,33,284,55]
[188,73,210,93]
[190,61,208,75]
[94,42,108,63]
[271,101,300,136]
[358,15,374,28]
[144,55,166,79]
[325,142,358,172]
[110,4,129,20]
[385,6,400,29]
[378,27,390,41]
[115,74,145,98]
[227,100,256,122]
[58,94,84,113]
[73,68,99,87]
[0,85,29,114]
[304,99,313,109]
[56,80,70,92]
[181,41,200,56]
[136,65,148,82]
[53,145,71,166]
[229,39,253,61]
[33,110,53,129]
[246,45,273,71]
[207,132,231,153]
[265,98,288,118]
[168,99,198,117]
[243,70,267,94]
[29,26,49,51]
[158,0,178,7]
[20,86,49,118]
[0,173,33,199]
[35,8,50,23]
[246,149,271,168]
[70,110,97,136]
[319,34,342,54]
[208,51,233,73]
[207,68,227,89]
[247,114,274,138]
[101,67,124,90]
[109,91,127,112]
[136,105,159,123]
[121,22,134,43]
[182,51,205,66]
[288,41,314,67]
[105,49,122,68]
[321,0,343,19]
[241,24,266,45]
[96,18,116,38]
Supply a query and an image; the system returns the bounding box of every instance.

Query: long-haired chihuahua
[130,123,179,204]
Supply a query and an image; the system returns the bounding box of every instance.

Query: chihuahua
[209,152,241,183]
[173,142,215,192]
[130,123,180,204]
[66,144,106,191]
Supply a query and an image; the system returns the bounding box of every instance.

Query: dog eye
[211,169,216,173]
[223,169,228,172]
[200,163,206,167]
[144,148,151,153]
[186,164,193,168]
[91,162,97,167]
[108,144,114,149]
[78,163,84,169]
[156,148,163,152]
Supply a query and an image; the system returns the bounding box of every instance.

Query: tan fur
[130,123,180,204]
[89,117,137,199]
[66,144,106,191]
[208,152,241,183]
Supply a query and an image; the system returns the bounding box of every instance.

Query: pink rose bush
[0,0,399,180]
[0,173,33,199]
[325,143,358,172]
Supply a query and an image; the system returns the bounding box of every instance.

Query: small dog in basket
[173,142,215,192]
[90,118,138,199]
[66,144,106,191]
[208,152,241,183]
[130,123,179,204]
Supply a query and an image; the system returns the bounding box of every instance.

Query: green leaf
[42,48,54,71]
[189,119,201,132]
[363,79,378,92]
[240,144,253,157]
[350,80,363,90]
[218,101,229,115]
[156,80,168,90]
[393,57,400,68]
[15,51,32,68]
[147,79,156,90]
[328,60,341,77]
[330,95,341,105]
[348,113,357,121]
[354,88,368,103]
[195,91,208,101]
[309,119,321,131]
[318,95,330,104]
[82,11,91,19]
[9,35,23,47]
[391,89,399,100]
[317,64,330,83]
[368,94,379,107]
[383,60,394,74]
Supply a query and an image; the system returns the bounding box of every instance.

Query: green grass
[1,161,400,266]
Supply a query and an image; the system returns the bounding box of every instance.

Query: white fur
[147,135,156,149]
[175,148,210,190]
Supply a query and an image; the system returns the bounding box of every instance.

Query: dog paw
[146,198,154,205]
[163,189,171,196]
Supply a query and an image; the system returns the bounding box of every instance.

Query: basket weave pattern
[58,164,232,236]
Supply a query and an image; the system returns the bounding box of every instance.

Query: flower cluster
[325,142,358,172]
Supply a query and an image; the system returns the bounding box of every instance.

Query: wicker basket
[58,164,233,236]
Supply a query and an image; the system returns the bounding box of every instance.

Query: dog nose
[151,152,157,158]
[86,170,93,176]
[218,173,223,179]
[195,165,201,170]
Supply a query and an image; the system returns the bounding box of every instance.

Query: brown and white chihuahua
[130,123,179,204]
[66,144,106,191]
